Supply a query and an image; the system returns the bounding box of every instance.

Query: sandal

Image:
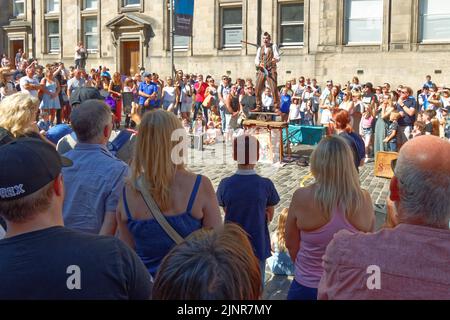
[296,157,309,167]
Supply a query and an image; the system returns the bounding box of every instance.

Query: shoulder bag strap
[136,176,184,245]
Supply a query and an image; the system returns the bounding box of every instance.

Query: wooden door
[121,41,140,76]
[10,40,24,62]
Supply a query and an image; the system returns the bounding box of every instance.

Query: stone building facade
[1,0,449,88]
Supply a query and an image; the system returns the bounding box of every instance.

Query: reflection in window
[84,17,98,52]
[47,20,60,52]
[279,3,305,46]
[345,0,383,44]
[221,7,243,48]
[420,0,450,42]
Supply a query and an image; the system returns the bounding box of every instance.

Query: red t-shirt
[194,82,208,103]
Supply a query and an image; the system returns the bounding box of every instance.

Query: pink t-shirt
[318,223,450,300]
[194,82,208,103]
[294,206,358,288]
[362,116,374,129]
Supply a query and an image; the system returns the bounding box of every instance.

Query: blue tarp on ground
[283,125,326,146]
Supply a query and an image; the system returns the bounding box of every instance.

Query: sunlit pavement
[186,142,391,299]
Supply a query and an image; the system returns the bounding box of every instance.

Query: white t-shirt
[163,86,176,104]
[67,77,86,95]
[19,76,39,97]
[181,83,193,105]
[262,93,274,109]
[289,103,301,120]
[74,46,87,60]
[301,91,313,112]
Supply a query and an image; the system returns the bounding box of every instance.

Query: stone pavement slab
[186,142,391,300]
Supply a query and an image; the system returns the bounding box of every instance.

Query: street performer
[254,32,280,112]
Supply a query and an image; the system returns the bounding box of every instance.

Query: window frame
[46,19,60,53]
[344,0,384,45]
[83,17,99,53]
[173,35,190,51]
[46,0,60,13]
[13,0,26,17]
[122,0,141,7]
[83,0,98,11]
[278,2,305,47]
[220,6,243,49]
[419,0,450,43]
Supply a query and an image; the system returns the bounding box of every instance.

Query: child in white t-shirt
[289,97,301,125]
[205,121,217,145]
[261,87,274,112]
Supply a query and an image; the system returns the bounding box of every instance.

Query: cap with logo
[0,138,72,201]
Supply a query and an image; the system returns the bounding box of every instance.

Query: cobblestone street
[186,141,391,299]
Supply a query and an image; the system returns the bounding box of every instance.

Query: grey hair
[395,157,450,227]
[70,99,112,143]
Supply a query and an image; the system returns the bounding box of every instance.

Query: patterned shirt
[318,224,450,300]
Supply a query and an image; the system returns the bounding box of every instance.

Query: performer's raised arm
[255,47,262,67]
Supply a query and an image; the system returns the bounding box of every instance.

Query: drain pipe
[31,0,36,58]
[257,0,261,46]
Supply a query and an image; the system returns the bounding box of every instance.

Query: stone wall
[0,0,448,90]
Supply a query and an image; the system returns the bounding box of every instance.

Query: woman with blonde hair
[153,223,261,300]
[339,89,354,114]
[161,76,176,113]
[116,110,222,277]
[0,92,41,138]
[267,208,295,276]
[285,136,375,300]
[320,86,340,135]
[374,92,395,153]
[39,67,61,125]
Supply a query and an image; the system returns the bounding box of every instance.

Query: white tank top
[163,86,176,103]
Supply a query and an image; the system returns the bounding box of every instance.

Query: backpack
[340,132,365,168]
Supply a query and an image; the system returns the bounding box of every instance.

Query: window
[13,0,25,17]
[345,0,383,44]
[83,18,98,52]
[47,20,60,52]
[419,0,450,42]
[174,35,189,50]
[47,0,59,13]
[123,0,140,6]
[83,0,98,10]
[221,7,243,48]
[279,2,304,46]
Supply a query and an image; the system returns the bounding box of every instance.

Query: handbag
[202,94,213,108]
[135,176,184,245]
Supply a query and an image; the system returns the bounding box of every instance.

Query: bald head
[393,135,450,228]
[398,135,450,173]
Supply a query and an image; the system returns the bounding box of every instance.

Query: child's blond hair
[276,208,289,252]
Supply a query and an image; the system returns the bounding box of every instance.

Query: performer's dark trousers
[255,70,279,109]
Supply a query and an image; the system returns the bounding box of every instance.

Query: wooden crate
[374,151,399,179]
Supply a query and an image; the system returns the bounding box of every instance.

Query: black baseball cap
[69,87,104,107]
[364,82,373,88]
[0,138,72,201]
